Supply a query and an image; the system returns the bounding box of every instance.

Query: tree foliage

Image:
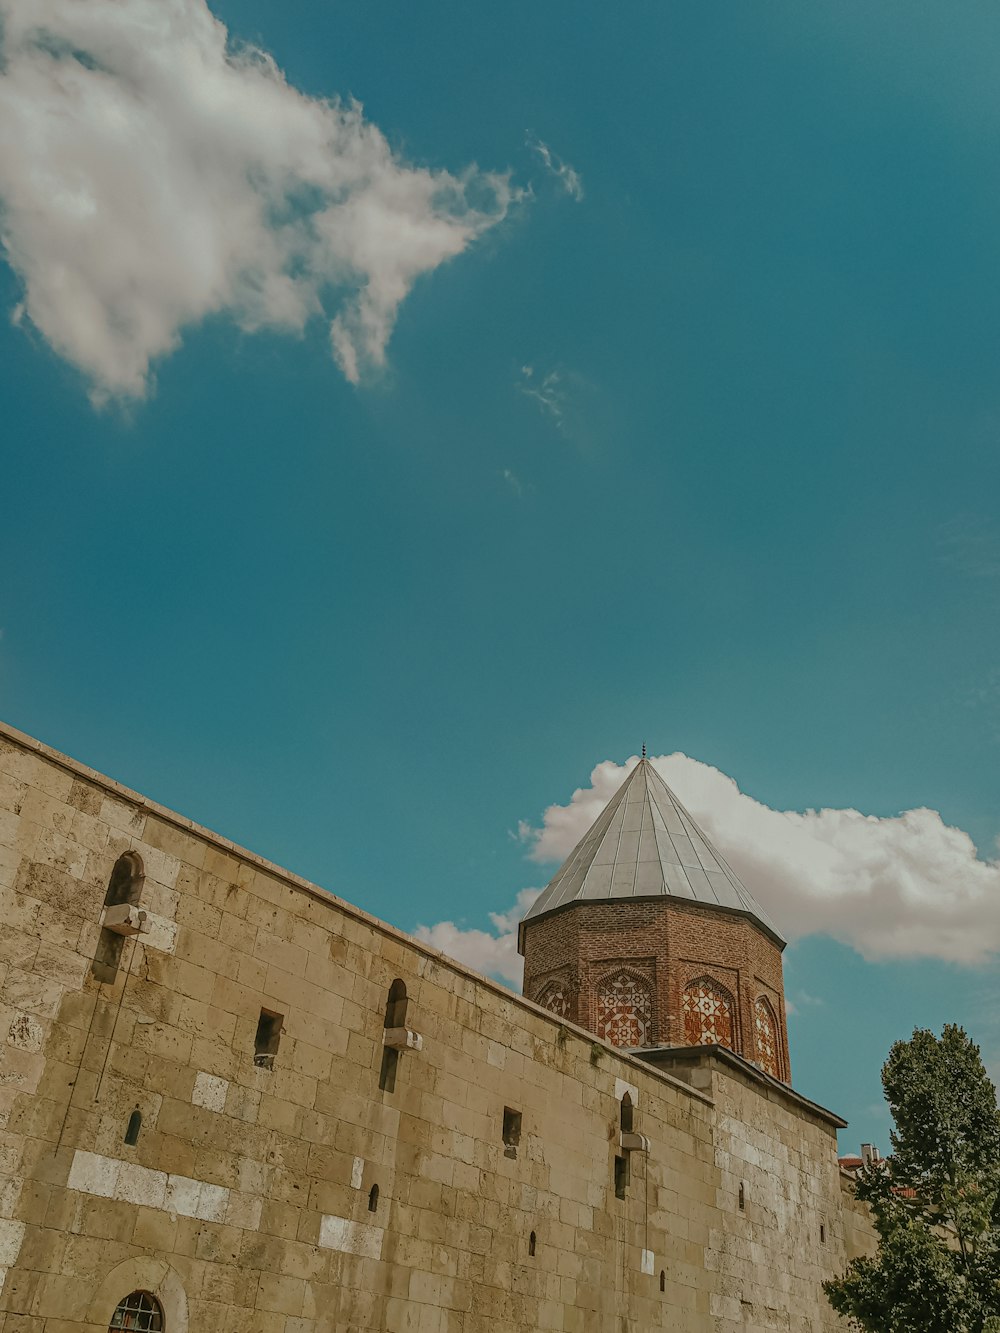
[824,1025,1000,1332]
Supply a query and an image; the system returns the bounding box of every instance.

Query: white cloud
[518,364,566,428]
[417,752,1000,985]
[528,137,584,202]
[0,0,517,401]
[500,467,526,498]
[521,754,1000,965]
[414,887,540,986]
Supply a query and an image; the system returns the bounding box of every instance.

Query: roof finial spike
[641,742,646,759]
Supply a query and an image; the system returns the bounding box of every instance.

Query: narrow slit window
[738,1182,745,1211]
[124,1109,142,1146]
[659,1270,666,1293]
[368,1184,379,1213]
[620,1092,634,1135]
[528,1230,536,1257]
[820,1223,826,1244]
[254,1009,282,1069]
[614,1154,629,1200]
[502,1107,522,1159]
[379,1046,399,1093]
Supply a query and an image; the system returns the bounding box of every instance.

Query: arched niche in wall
[681,975,737,1052]
[753,995,781,1079]
[87,1258,188,1333]
[93,851,146,982]
[595,968,653,1049]
[536,979,571,1019]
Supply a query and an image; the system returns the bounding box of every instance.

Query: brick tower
[518,757,791,1082]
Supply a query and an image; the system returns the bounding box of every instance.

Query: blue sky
[2,0,999,1150]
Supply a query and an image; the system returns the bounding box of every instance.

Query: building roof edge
[635,1043,849,1130]
[0,717,714,1114]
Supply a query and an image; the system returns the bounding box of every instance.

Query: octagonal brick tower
[517,757,791,1082]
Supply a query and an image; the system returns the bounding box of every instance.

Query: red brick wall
[521,899,791,1082]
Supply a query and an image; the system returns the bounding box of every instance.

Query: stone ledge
[635,1044,848,1130]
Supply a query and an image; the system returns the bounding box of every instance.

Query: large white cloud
[0,0,515,400]
[415,887,540,987]
[417,753,1000,985]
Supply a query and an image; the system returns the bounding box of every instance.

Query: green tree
[824,1025,1000,1332]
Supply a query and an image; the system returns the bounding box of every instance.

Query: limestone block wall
[0,723,862,1333]
[646,1047,870,1332]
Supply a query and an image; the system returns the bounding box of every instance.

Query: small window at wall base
[614,1154,629,1200]
[254,1009,282,1069]
[738,1182,745,1211]
[528,1230,536,1257]
[368,1184,379,1213]
[502,1107,522,1158]
[109,1291,162,1332]
[124,1108,142,1145]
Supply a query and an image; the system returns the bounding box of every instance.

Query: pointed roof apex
[518,756,784,951]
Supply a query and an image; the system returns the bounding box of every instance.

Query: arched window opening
[109,1291,163,1331]
[659,1270,666,1293]
[368,1184,379,1213]
[595,971,653,1049]
[93,853,146,982]
[681,977,736,1051]
[384,980,408,1030]
[124,1109,142,1146]
[620,1092,634,1135]
[754,996,781,1079]
[528,1231,536,1257]
[105,853,144,908]
[738,1182,745,1211]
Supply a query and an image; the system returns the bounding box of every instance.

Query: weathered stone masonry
[0,722,872,1333]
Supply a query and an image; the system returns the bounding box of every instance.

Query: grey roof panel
[519,758,784,947]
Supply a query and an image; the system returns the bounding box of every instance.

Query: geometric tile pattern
[596,970,653,1048]
[754,997,780,1078]
[682,977,735,1050]
[537,982,570,1019]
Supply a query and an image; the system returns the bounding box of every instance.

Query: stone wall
[0,723,865,1332]
[644,1047,868,1331]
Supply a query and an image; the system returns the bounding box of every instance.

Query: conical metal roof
[518,758,784,950]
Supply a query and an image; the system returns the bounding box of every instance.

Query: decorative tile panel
[537,981,570,1018]
[596,970,652,1048]
[754,996,781,1078]
[682,977,735,1050]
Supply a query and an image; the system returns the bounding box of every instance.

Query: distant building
[0,722,874,1332]
[520,756,790,1079]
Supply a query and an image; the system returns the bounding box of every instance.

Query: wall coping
[0,717,713,1111]
[636,1044,849,1130]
